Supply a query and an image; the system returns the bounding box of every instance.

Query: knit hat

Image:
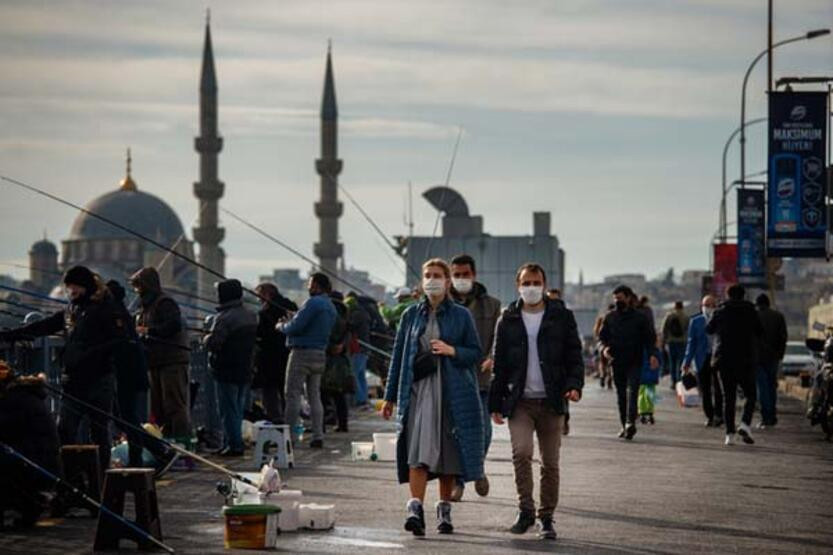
[217,279,243,305]
[63,265,97,292]
[106,279,126,302]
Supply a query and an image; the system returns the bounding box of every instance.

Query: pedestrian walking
[706,284,763,446]
[488,263,583,540]
[449,254,501,500]
[130,267,191,438]
[661,301,689,390]
[594,305,614,389]
[682,295,724,427]
[279,272,336,448]
[345,291,371,409]
[755,294,787,429]
[252,282,297,424]
[381,258,483,537]
[639,336,663,425]
[0,266,124,472]
[637,295,655,331]
[203,279,257,456]
[321,291,353,433]
[106,279,150,467]
[598,285,657,440]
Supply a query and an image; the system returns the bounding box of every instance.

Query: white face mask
[452,278,473,295]
[519,285,544,305]
[703,306,715,320]
[422,278,446,297]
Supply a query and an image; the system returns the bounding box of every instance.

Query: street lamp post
[739,29,830,188]
[721,117,766,242]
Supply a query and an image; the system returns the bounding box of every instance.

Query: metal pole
[768,0,773,94]
[722,118,767,242]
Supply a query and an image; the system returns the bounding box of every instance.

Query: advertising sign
[737,189,766,287]
[713,243,737,299]
[767,91,828,257]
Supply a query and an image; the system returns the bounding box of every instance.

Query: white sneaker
[724,434,734,446]
[738,423,755,444]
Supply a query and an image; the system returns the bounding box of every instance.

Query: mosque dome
[29,238,58,256]
[67,149,185,245]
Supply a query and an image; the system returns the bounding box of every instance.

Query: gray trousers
[284,348,326,442]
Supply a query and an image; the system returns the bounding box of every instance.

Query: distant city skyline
[1,0,831,290]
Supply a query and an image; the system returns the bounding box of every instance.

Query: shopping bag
[675,380,701,407]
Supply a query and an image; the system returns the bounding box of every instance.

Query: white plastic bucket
[372,433,397,461]
[351,441,375,461]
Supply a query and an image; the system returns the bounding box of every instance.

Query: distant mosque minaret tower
[313,42,343,277]
[193,11,225,302]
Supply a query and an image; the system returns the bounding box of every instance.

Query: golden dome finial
[120,147,137,191]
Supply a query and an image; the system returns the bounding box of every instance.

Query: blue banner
[767,91,828,257]
[737,189,766,287]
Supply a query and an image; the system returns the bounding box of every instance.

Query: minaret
[314,42,343,276]
[193,12,225,301]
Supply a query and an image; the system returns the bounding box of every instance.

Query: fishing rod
[0,283,67,305]
[0,441,176,554]
[0,298,42,313]
[0,261,64,276]
[40,381,261,490]
[1,308,26,319]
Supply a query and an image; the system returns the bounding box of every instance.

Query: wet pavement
[2,379,833,554]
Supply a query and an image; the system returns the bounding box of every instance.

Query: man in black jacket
[598,285,657,440]
[0,266,124,472]
[130,267,190,438]
[707,284,763,445]
[489,263,583,540]
[204,280,257,456]
[755,294,787,428]
[252,282,297,424]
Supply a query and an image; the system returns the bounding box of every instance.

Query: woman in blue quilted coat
[382,258,483,537]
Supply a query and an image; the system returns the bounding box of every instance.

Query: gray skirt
[406,368,461,477]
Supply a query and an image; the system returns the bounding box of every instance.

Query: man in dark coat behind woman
[252,283,297,424]
[706,284,763,446]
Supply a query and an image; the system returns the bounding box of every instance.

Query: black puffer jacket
[252,295,297,389]
[131,268,189,369]
[706,299,763,372]
[205,297,257,384]
[598,307,656,369]
[489,298,584,417]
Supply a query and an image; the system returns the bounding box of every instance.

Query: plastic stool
[60,444,101,515]
[252,422,293,469]
[94,468,163,551]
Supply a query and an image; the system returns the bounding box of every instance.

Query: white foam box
[372,432,397,461]
[351,441,374,461]
[298,503,336,530]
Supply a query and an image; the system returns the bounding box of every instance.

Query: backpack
[666,315,684,337]
[357,296,389,334]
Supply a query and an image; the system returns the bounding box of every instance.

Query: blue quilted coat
[384,297,484,484]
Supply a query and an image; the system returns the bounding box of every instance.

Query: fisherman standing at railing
[0,265,125,474]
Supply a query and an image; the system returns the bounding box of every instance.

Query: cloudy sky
[1,0,831,289]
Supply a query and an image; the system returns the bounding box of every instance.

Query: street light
[720,117,766,242]
[739,28,830,187]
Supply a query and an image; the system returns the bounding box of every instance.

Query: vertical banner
[737,189,766,287]
[713,243,738,299]
[767,91,829,257]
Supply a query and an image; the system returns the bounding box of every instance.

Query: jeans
[507,399,564,519]
[613,364,641,427]
[149,363,191,438]
[719,367,756,434]
[699,358,724,422]
[59,374,115,473]
[668,343,686,386]
[261,385,285,424]
[285,348,326,442]
[352,352,369,405]
[116,384,148,467]
[216,381,249,451]
[757,361,779,425]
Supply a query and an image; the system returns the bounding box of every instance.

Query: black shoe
[309,439,324,449]
[436,501,453,534]
[335,426,349,433]
[713,417,724,428]
[404,499,425,537]
[625,424,637,440]
[509,510,536,534]
[538,518,557,540]
[705,418,714,427]
[617,427,626,439]
[640,415,647,424]
[648,414,655,425]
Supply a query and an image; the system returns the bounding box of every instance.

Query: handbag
[413,351,438,383]
[681,371,698,390]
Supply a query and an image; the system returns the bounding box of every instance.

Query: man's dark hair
[515,262,547,284]
[640,295,650,306]
[612,284,633,297]
[547,288,561,296]
[727,283,745,301]
[450,254,476,274]
[755,293,770,308]
[255,282,278,301]
[310,272,332,293]
[674,300,683,310]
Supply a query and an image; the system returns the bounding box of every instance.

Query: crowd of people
[0,255,791,540]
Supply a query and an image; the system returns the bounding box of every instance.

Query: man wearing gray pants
[278,273,336,448]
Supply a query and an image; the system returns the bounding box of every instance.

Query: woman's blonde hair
[421,258,451,279]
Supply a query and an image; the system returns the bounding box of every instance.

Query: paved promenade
[2,380,832,554]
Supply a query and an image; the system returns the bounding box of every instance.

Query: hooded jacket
[204,281,257,384]
[252,293,297,389]
[488,298,584,417]
[452,282,502,391]
[130,267,189,369]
